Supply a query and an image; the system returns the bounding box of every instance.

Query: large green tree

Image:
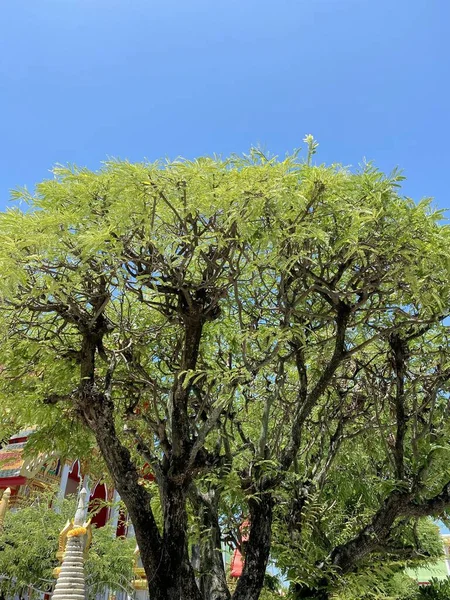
[1,139,450,600]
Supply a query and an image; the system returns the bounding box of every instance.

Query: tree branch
[281,301,350,470]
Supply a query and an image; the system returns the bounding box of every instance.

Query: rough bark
[160,478,203,600]
[182,559,206,600]
[232,494,273,600]
[191,489,231,600]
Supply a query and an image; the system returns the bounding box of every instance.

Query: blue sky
[0,0,448,211]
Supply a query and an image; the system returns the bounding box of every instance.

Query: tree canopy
[1,139,450,600]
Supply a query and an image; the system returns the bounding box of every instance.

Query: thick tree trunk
[182,559,207,600]
[161,479,203,600]
[80,389,203,600]
[76,313,217,600]
[79,393,168,599]
[232,494,273,600]
[192,489,231,600]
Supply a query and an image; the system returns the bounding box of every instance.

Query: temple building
[0,428,150,598]
[0,428,119,531]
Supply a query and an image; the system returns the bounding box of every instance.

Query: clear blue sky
[1,0,449,210]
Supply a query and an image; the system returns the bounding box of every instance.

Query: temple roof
[0,430,54,481]
[9,429,36,441]
[0,442,26,478]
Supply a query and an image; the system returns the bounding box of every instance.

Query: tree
[0,492,135,599]
[1,138,450,600]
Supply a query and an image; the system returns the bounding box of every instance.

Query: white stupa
[52,488,88,600]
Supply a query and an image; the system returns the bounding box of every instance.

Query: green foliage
[257,573,288,599]
[0,494,73,597]
[86,524,135,598]
[334,568,419,600]
[0,492,134,599]
[417,578,450,600]
[1,140,450,598]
